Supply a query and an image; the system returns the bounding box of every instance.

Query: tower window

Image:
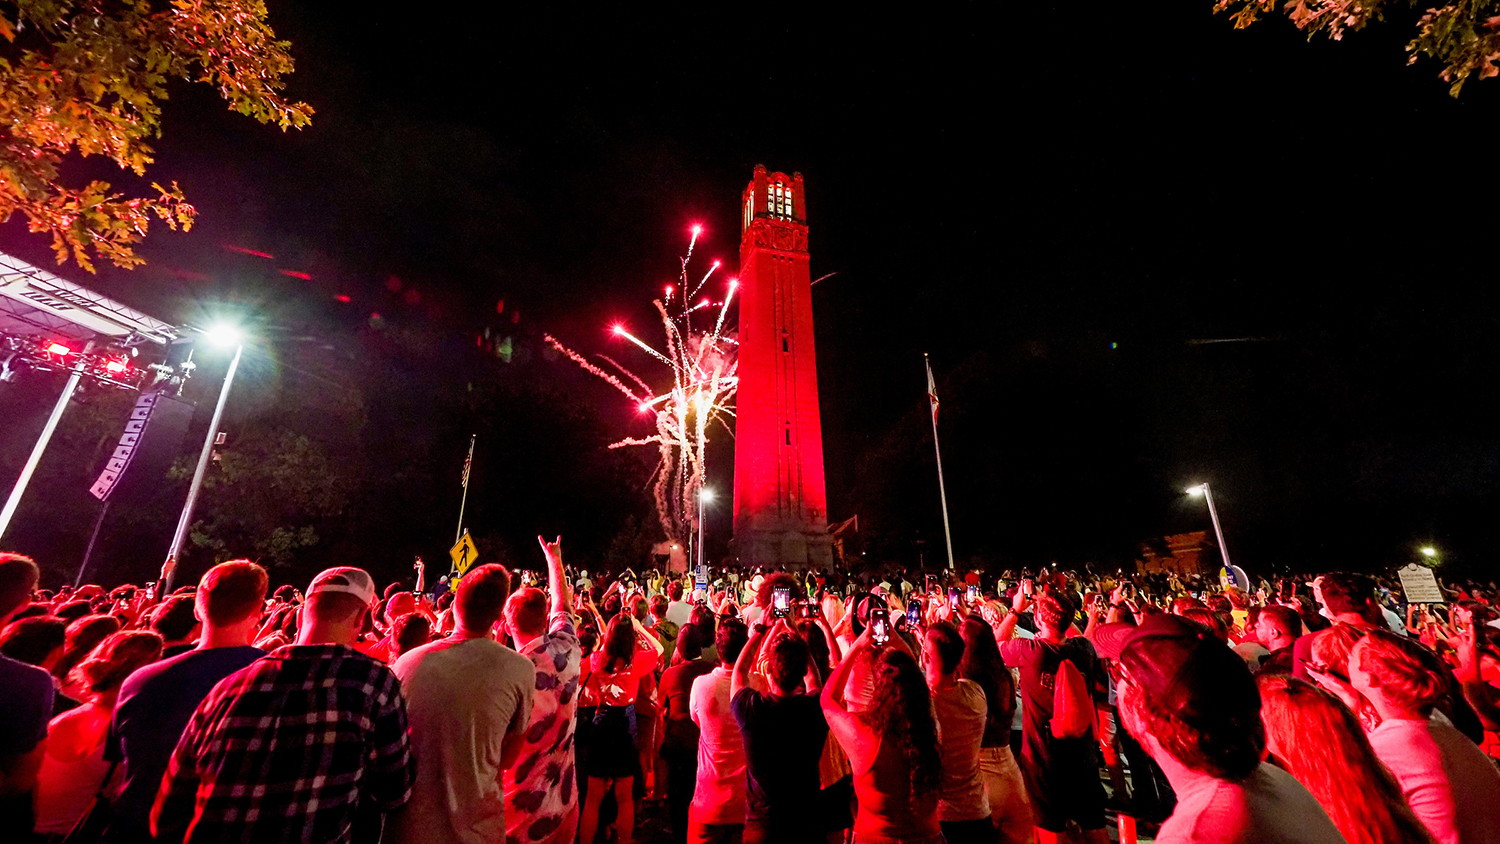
[769,183,793,220]
[744,191,754,230]
[782,336,789,353]
[785,428,792,446]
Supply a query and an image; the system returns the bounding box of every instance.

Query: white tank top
[34,738,110,834]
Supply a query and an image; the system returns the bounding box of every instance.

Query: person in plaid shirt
[151,567,415,844]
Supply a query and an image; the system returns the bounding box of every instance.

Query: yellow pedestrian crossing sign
[450,531,479,576]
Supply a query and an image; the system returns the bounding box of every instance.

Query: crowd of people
[4,546,1500,844]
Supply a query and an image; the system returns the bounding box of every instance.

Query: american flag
[461,435,474,487]
[925,355,939,422]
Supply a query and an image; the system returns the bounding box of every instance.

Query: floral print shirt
[504,611,582,844]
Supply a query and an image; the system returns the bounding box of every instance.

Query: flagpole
[455,434,475,545]
[926,354,955,571]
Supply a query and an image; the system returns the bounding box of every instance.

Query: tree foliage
[185,429,348,569]
[1215,0,1500,95]
[0,1,312,271]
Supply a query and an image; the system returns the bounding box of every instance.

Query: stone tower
[731,165,833,568]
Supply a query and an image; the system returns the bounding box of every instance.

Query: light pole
[164,325,242,592]
[1187,482,1232,572]
[697,487,714,573]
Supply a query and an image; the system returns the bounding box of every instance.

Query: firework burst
[545,227,738,553]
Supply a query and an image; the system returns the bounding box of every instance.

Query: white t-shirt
[1368,717,1500,844]
[931,679,990,822]
[388,637,535,844]
[1157,763,1345,844]
[689,666,747,825]
[665,599,693,627]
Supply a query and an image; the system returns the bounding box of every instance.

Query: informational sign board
[695,563,708,592]
[450,532,479,577]
[1397,563,1445,604]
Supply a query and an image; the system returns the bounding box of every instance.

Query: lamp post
[1187,482,1232,571]
[164,325,242,592]
[697,487,714,573]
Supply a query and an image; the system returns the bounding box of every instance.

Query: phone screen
[772,586,791,618]
[906,599,921,626]
[948,587,961,610]
[966,584,979,604]
[870,608,890,644]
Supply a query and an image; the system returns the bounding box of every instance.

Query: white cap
[306,567,378,607]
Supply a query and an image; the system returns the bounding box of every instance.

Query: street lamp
[1186,482,1233,572]
[1420,546,1438,559]
[164,324,243,591]
[697,487,715,573]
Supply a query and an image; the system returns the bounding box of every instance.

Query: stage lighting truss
[0,331,179,390]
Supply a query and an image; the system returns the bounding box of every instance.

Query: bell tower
[732,165,833,569]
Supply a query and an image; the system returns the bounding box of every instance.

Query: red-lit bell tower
[732,166,833,569]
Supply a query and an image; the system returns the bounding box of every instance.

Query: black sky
[4,3,1498,582]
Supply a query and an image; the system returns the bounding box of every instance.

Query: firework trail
[549,226,739,550]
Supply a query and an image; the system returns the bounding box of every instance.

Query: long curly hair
[862,647,942,799]
[1258,674,1435,844]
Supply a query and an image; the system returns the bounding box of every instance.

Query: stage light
[47,342,71,355]
[204,324,241,348]
[104,360,127,374]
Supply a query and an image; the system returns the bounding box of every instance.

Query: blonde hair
[1258,674,1434,844]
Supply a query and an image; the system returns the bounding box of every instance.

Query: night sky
[3,3,1498,586]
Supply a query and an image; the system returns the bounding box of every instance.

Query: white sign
[1397,563,1444,604]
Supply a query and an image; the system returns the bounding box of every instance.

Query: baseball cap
[306,567,378,607]
[1093,612,1258,726]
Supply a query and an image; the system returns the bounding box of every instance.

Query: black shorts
[583,704,639,780]
[1020,744,1106,832]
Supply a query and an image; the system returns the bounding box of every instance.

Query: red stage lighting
[46,342,71,355]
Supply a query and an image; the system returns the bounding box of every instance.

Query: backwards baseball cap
[1093,612,1258,727]
[306,567,378,608]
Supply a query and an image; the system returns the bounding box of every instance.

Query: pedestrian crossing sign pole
[450,530,479,578]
